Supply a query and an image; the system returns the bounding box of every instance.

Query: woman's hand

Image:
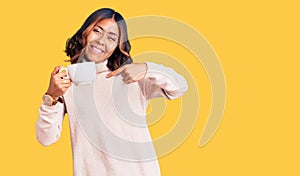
[106,63,147,84]
[46,66,72,99]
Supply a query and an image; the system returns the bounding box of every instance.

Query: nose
[95,34,105,46]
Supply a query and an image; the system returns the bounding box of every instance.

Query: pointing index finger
[106,66,125,78]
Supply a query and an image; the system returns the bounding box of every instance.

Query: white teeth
[92,46,104,53]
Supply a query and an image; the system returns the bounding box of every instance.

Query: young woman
[36,8,188,176]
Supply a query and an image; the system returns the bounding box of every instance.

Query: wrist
[45,92,58,100]
[43,93,63,106]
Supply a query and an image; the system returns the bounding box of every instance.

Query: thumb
[106,66,125,78]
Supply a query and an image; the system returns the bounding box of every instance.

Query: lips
[90,44,105,54]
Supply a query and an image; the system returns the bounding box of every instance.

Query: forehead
[95,18,119,33]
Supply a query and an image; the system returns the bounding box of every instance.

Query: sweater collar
[96,60,110,74]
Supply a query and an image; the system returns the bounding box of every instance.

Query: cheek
[106,42,118,53]
[86,33,97,44]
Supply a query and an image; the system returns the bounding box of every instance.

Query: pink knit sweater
[36,61,188,176]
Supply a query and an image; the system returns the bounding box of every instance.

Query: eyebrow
[96,25,118,37]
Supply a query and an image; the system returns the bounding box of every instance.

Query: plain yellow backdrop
[0,0,299,175]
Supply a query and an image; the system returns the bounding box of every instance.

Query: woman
[36,8,188,176]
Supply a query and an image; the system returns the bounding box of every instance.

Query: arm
[106,62,188,100]
[138,62,188,100]
[36,66,71,146]
[36,102,65,146]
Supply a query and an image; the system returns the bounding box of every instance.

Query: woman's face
[85,18,119,63]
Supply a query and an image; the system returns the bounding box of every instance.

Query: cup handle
[59,67,69,79]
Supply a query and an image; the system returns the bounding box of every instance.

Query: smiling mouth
[90,45,105,54]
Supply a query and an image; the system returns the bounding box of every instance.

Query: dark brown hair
[65,8,132,70]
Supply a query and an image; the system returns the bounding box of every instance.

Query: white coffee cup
[60,62,97,86]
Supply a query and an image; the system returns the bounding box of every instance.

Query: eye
[108,36,117,42]
[93,28,102,34]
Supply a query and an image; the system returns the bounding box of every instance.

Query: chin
[85,54,105,63]
[93,58,108,63]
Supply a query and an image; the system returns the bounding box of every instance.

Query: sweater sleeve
[35,101,65,146]
[138,62,188,100]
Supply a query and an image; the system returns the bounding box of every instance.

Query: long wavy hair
[64,8,132,70]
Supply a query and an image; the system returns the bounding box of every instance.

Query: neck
[77,52,90,63]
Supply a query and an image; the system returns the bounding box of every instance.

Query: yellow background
[0,0,299,175]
